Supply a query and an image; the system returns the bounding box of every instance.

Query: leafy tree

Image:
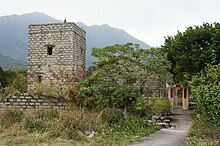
[190,63,220,126]
[12,73,27,93]
[0,68,27,96]
[0,67,7,87]
[161,23,220,84]
[78,43,172,119]
[5,70,19,86]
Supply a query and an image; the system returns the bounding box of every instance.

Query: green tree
[4,70,17,87]
[161,23,220,84]
[0,67,7,87]
[190,63,220,126]
[78,43,172,119]
[12,73,27,93]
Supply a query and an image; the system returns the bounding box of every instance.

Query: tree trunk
[123,106,129,120]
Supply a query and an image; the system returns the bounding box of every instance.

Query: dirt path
[132,109,192,146]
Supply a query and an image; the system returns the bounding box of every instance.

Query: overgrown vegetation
[0,107,158,145]
[188,114,220,146]
[190,64,220,126]
[161,23,220,84]
[77,43,172,119]
[34,69,79,99]
[188,63,220,146]
[159,23,220,145]
[0,67,27,98]
[0,43,173,145]
[134,97,171,118]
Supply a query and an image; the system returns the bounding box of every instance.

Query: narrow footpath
[132,109,192,146]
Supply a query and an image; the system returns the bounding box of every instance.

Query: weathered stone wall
[28,22,86,92]
[0,93,67,110]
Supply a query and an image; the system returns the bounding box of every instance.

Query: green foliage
[34,69,80,100]
[1,86,21,98]
[161,23,220,84]
[0,107,159,145]
[0,68,27,97]
[190,63,220,126]
[35,83,68,98]
[150,97,171,116]
[189,114,220,146]
[22,108,58,132]
[78,43,172,118]
[96,118,159,145]
[98,108,124,124]
[12,73,27,93]
[134,97,171,117]
[0,67,7,87]
[24,118,46,133]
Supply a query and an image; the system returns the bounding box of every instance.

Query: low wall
[0,93,67,110]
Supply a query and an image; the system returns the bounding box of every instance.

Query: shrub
[44,108,59,120]
[12,73,27,93]
[98,108,124,124]
[3,86,21,97]
[190,63,220,126]
[189,114,220,146]
[22,108,59,132]
[133,97,151,118]
[35,83,68,98]
[150,97,171,116]
[0,107,160,145]
[64,128,85,141]
[134,97,171,117]
[0,107,23,128]
[189,64,220,145]
[23,118,45,132]
[59,108,100,132]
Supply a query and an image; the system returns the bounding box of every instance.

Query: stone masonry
[0,93,67,110]
[27,21,86,92]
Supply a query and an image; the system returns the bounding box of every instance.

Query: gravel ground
[132,109,192,146]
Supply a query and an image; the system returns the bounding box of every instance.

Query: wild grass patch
[188,114,220,146]
[0,107,159,145]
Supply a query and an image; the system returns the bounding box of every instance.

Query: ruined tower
[27,21,86,92]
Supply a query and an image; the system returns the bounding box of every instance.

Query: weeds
[0,107,23,128]
[0,107,159,145]
[188,114,220,146]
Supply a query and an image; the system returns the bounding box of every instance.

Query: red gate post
[168,86,174,109]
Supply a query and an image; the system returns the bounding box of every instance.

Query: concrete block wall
[0,93,67,110]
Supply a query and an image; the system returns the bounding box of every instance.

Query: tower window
[47,46,53,55]
[38,75,42,83]
[80,47,84,54]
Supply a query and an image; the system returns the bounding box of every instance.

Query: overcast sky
[1,0,220,47]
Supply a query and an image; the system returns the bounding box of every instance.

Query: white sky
[1,0,220,47]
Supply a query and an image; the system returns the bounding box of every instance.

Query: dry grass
[0,107,158,146]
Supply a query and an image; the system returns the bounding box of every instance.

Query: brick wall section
[28,22,86,92]
[0,93,67,110]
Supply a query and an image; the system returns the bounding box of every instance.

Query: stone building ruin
[27,21,86,92]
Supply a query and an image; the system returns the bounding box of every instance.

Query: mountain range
[0,54,26,70]
[0,12,150,68]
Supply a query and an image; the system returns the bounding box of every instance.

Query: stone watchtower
[27,21,86,92]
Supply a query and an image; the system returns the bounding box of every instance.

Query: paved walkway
[132,109,192,146]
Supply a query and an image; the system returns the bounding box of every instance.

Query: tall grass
[0,107,158,145]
